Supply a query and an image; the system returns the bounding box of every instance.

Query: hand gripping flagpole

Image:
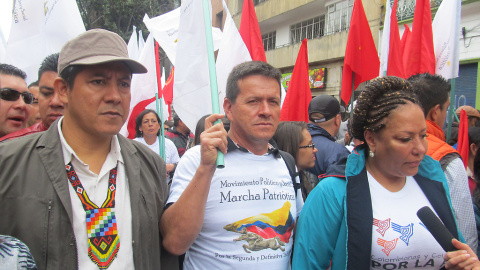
[202,0,224,168]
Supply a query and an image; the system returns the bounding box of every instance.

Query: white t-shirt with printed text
[168,145,303,270]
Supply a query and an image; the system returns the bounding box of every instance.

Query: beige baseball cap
[456,105,480,119]
[58,29,147,75]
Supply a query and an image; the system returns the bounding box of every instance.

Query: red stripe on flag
[126,97,156,139]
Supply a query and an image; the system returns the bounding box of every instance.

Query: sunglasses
[299,142,315,149]
[0,88,35,104]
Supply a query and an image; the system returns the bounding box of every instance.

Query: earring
[369,150,375,158]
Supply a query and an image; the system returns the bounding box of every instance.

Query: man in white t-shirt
[160,61,303,269]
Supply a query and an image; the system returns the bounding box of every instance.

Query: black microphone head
[417,206,456,252]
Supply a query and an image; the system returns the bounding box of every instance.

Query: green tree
[76,0,178,41]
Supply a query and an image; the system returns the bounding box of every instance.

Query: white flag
[215,0,252,114]
[127,26,139,61]
[379,0,392,77]
[138,30,145,55]
[144,9,223,66]
[5,0,85,83]
[172,0,212,132]
[432,0,460,79]
[120,34,168,137]
[0,27,6,63]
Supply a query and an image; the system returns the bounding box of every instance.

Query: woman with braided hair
[292,76,480,270]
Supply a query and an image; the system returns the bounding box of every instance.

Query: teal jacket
[292,146,462,270]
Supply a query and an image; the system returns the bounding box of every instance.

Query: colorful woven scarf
[66,162,120,269]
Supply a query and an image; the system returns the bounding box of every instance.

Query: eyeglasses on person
[299,142,315,149]
[0,88,35,104]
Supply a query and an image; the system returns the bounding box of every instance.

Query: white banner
[432,0,460,79]
[127,25,139,61]
[172,0,212,132]
[215,0,252,114]
[5,0,85,83]
[144,9,222,66]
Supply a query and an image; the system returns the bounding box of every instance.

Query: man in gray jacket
[0,29,174,269]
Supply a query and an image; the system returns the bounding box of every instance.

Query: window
[253,0,267,5]
[325,0,354,35]
[290,15,325,44]
[262,31,276,51]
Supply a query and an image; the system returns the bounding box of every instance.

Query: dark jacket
[307,123,351,177]
[165,127,194,157]
[0,120,175,270]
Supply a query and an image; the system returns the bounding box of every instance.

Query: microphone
[417,206,457,252]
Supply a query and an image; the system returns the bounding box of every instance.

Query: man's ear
[54,77,69,105]
[224,98,233,121]
[427,104,441,122]
[470,143,478,156]
[336,114,342,127]
[364,130,376,153]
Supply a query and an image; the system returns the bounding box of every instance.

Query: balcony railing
[396,0,442,21]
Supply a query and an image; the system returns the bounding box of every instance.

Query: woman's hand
[444,239,480,269]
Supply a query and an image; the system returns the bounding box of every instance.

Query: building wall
[228,0,382,99]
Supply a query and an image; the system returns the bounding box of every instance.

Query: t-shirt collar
[226,136,281,158]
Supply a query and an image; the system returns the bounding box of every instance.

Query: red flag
[387,0,405,78]
[239,0,267,62]
[341,0,380,105]
[457,109,469,168]
[155,41,163,95]
[402,0,435,78]
[163,68,174,120]
[280,39,311,122]
[400,24,411,54]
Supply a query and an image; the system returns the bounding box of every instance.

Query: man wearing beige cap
[456,105,480,127]
[0,29,174,269]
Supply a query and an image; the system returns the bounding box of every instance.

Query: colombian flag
[224,202,294,243]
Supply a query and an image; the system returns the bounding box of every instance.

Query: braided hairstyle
[351,76,419,144]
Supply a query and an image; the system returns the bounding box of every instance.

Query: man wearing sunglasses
[0,64,31,138]
[0,53,65,142]
[307,95,350,177]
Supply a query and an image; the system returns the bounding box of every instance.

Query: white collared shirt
[58,118,134,270]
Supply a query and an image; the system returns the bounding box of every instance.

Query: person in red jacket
[409,73,478,251]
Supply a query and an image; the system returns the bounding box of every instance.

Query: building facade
[225,0,480,108]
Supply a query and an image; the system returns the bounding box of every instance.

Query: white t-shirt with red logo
[368,173,446,269]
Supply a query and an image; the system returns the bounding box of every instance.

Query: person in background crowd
[0,53,65,142]
[410,73,478,251]
[166,114,195,157]
[293,76,479,270]
[457,106,480,128]
[193,114,230,146]
[0,64,32,138]
[160,61,303,269]
[134,109,180,183]
[307,95,350,177]
[274,121,318,200]
[164,120,174,133]
[0,29,175,269]
[26,81,41,127]
[468,127,480,194]
[472,146,480,256]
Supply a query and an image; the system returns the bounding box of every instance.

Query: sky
[0,0,14,41]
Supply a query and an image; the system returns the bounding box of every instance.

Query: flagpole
[446,78,456,142]
[202,0,224,168]
[350,73,354,118]
[154,40,166,160]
